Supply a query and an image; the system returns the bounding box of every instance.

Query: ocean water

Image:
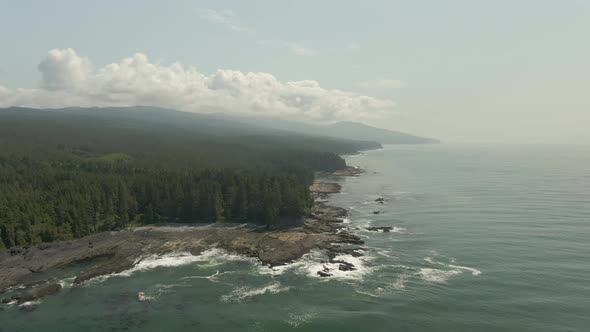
[1,144,589,331]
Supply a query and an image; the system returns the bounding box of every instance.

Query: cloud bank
[0,48,395,122]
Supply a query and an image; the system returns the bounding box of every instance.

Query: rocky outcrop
[375,197,386,204]
[337,262,356,271]
[0,268,32,292]
[317,266,333,277]
[309,182,342,194]
[312,202,348,218]
[332,166,365,177]
[1,282,62,305]
[0,202,365,300]
[74,255,136,285]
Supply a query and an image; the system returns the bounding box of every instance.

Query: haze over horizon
[1,0,589,144]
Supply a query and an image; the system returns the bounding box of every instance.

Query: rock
[311,202,347,218]
[304,220,339,233]
[375,197,386,204]
[317,266,333,277]
[19,302,39,312]
[335,233,364,245]
[74,255,135,284]
[366,226,394,233]
[326,246,364,260]
[22,278,58,289]
[338,262,356,271]
[332,166,365,177]
[309,182,342,194]
[317,270,332,277]
[8,283,62,304]
[0,267,33,292]
[316,216,343,223]
[372,210,382,214]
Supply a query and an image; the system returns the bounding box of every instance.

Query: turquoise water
[2,144,589,331]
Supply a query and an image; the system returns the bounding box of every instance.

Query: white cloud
[0,48,395,122]
[197,8,250,32]
[358,79,406,91]
[38,48,92,90]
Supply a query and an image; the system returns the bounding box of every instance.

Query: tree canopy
[0,107,379,249]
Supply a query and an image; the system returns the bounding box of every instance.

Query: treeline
[0,106,372,250]
[0,158,311,249]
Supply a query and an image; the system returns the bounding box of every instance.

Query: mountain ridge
[0,106,438,144]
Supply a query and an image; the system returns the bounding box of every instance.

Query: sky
[0,0,589,144]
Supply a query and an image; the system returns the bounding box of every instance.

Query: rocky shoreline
[0,168,366,307]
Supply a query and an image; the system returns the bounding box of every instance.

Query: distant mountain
[0,106,382,155]
[209,114,438,144]
[325,121,439,144]
[0,106,437,146]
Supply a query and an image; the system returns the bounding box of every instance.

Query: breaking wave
[419,256,481,283]
[87,249,257,284]
[220,282,290,303]
[258,249,374,281]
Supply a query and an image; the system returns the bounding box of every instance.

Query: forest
[0,107,380,249]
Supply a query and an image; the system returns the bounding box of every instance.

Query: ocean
[1,144,589,331]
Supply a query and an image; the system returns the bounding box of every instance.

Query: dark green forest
[0,107,380,249]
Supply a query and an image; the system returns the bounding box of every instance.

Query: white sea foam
[58,276,76,289]
[137,291,155,302]
[420,256,482,282]
[419,268,462,283]
[285,310,318,327]
[376,250,397,258]
[87,248,256,284]
[3,299,18,306]
[391,273,409,290]
[18,300,41,309]
[180,270,236,283]
[131,249,255,273]
[259,249,374,281]
[347,206,362,213]
[447,264,482,276]
[351,218,373,229]
[220,282,290,303]
[115,252,207,277]
[424,257,482,276]
[368,226,406,234]
[354,288,382,298]
[6,285,26,291]
[354,269,411,298]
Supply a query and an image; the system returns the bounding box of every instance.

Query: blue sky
[1,0,589,143]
